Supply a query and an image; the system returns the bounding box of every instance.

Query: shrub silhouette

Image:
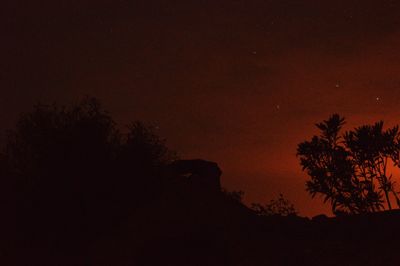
[2,97,175,254]
[298,114,400,215]
[251,194,297,216]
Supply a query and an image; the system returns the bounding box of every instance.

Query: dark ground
[6,182,400,266]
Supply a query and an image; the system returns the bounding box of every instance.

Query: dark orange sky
[3,0,400,216]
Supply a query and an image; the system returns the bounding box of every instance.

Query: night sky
[3,0,400,216]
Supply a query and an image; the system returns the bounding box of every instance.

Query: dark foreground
[5,182,400,266]
[3,99,397,265]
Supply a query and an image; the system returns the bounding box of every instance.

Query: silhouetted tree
[298,114,400,215]
[2,97,175,254]
[251,194,297,216]
[344,122,400,210]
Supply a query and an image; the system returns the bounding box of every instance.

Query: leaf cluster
[297,114,400,215]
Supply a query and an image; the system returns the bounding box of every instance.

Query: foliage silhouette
[2,97,176,256]
[251,194,297,217]
[298,114,400,215]
[344,121,400,210]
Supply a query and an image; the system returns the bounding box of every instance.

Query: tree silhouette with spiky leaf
[297,114,400,215]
